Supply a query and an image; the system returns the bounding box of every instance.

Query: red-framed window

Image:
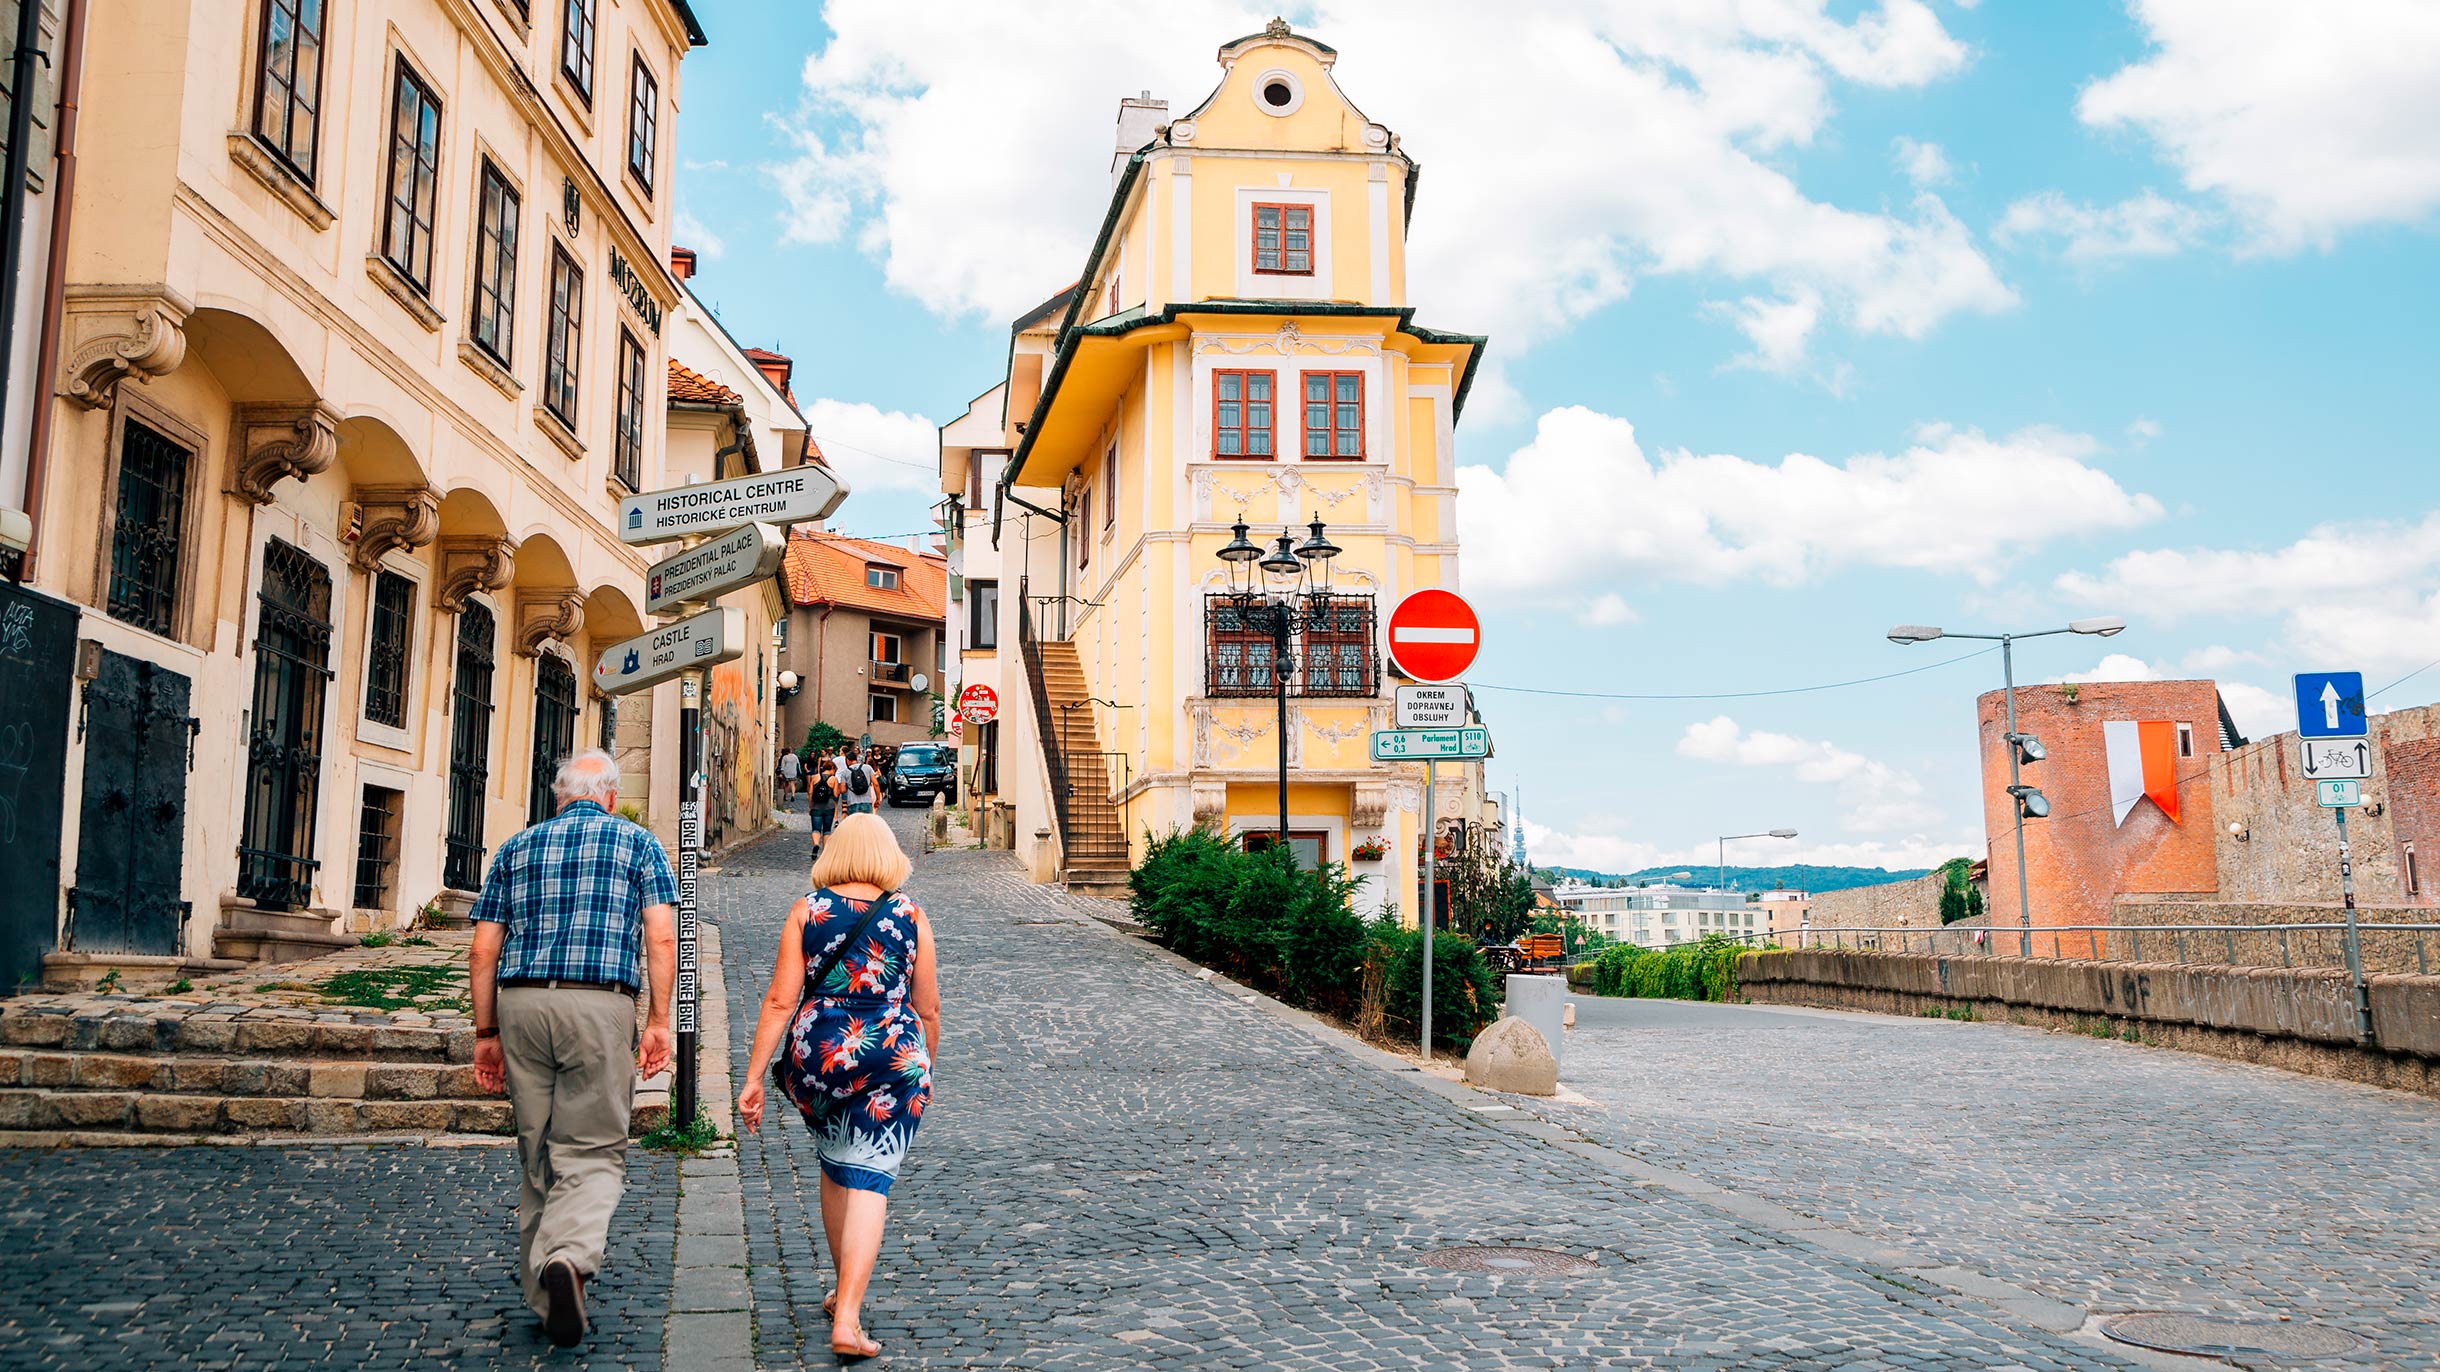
[1212,370,1274,459]
[1302,371,1363,459]
[1252,203,1312,275]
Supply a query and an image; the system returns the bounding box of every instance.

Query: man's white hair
[553,749,621,806]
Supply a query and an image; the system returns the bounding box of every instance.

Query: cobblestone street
[717,813,2162,1370]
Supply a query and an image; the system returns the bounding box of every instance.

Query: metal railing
[1713,921,2440,977]
[870,660,911,685]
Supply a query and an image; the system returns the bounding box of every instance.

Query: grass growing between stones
[313,963,469,1012]
[639,1109,723,1155]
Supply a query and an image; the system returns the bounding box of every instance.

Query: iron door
[0,584,78,992]
[69,650,194,956]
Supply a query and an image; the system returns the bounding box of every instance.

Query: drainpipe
[0,0,49,445]
[17,0,88,581]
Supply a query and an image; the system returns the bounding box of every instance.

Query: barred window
[1302,372,1363,459]
[544,245,583,428]
[528,654,577,824]
[469,160,520,364]
[1213,369,1273,459]
[108,419,192,638]
[363,571,415,728]
[238,540,333,911]
[626,54,659,192]
[1206,598,1276,696]
[1300,593,1376,696]
[252,0,326,180]
[559,0,596,102]
[613,328,645,488]
[381,59,443,292]
[1252,203,1312,275]
[353,785,403,910]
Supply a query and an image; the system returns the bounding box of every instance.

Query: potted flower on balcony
[1351,838,1388,863]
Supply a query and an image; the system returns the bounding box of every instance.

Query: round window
[1263,79,1294,107]
[1250,68,1303,117]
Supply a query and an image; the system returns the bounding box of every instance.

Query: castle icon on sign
[622,648,640,673]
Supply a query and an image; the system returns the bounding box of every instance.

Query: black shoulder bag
[770,889,895,1089]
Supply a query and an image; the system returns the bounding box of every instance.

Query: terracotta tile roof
[781,531,946,621]
[667,357,742,406]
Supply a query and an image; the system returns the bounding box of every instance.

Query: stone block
[2369,975,2440,1057]
[435,1064,486,1096]
[26,1054,72,1087]
[239,1021,314,1054]
[359,1100,455,1132]
[442,1027,476,1064]
[369,1026,445,1058]
[308,1064,368,1099]
[262,1064,311,1095]
[225,1098,303,1130]
[97,1018,161,1051]
[51,1092,136,1127]
[0,1089,58,1129]
[453,1100,515,1134]
[303,1099,361,1134]
[176,1018,239,1053]
[1463,1016,1557,1096]
[0,1050,23,1085]
[312,1025,375,1056]
[170,1060,227,1092]
[2,1015,71,1047]
[135,1095,224,1132]
[219,1062,270,1094]
[72,1055,162,1090]
[367,1064,441,1099]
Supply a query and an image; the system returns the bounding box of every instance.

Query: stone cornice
[230,402,342,505]
[60,285,192,410]
[437,535,518,613]
[351,485,442,568]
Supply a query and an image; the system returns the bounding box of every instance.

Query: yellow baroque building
[0,0,708,987]
[979,21,1491,927]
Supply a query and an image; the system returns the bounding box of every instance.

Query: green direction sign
[2317,779,2364,809]
[1370,726,1490,761]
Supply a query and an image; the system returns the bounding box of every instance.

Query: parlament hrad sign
[618,466,846,545]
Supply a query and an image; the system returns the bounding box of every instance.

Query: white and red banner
[2103,720,2181,825]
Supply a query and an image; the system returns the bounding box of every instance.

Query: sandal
[830,1325,880,1361]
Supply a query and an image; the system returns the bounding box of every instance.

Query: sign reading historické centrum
[618,466,847,545]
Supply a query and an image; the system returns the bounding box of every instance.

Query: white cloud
[1677,715,1937,832]
[1995,189,2213,261]
[2076,0,2440,250]
[771,1,2012,365]
[2125,416,2161,444]
[2053,652,2160,684]
[1712,285,1825,374]
[1578,593,1638,627]
[1890,135,1951,187]
[801,398,938,499]
[673,207,727,260]
[2055,512,2440,676]
[2218,681,2290,739]
[1457,407,2162,608]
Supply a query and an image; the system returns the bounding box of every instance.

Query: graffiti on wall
[707,657,762,843]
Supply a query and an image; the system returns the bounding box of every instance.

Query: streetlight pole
[1888,616,2125,959]
[1717,828,1797,897]
[1214,517,1339,867]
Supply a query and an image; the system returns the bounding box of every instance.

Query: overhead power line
[2370,657,2440,700]
[1467,645,2000,702]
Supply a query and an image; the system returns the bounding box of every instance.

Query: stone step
[1064,878,1132,900]
[0,1087,514,1136]
[0,1048,481,1099]
[0,1007,466,1062]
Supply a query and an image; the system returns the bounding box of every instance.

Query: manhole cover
[1415,1245,1595,1276]
[2101,1313,2366,1359]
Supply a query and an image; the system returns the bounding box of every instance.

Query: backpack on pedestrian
[848,764,872,798]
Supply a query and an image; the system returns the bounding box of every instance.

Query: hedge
[1583,935,1757,1002]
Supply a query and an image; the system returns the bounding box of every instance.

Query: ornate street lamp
[1215,515,1339,862]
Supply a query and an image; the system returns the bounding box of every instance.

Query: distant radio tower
[1511,783,1528,867]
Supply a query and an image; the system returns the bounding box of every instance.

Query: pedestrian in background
[808,760,838,857]
[778,747,802,809]
[468,750,677,1349]
[840,747,879,818]
[738,813,940,1362]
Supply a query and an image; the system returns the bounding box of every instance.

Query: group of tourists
[467,750,938,1361]
[787,745,883,856]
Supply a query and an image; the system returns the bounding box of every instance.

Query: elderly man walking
[467,749,678,1348]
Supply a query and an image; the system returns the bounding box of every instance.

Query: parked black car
[888,743,958,807]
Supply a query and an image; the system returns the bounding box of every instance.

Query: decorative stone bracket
[1191,780,1228,824]
[230,402,341,505]
[1353,781,1391,829]
[61,286,192,410]
[435,535,516,613]
[349,485,440,569]
[514,589,587,656]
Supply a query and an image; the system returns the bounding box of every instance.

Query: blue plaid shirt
[470,801,677,990]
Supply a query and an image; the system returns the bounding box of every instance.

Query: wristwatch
[475,1026,500,1040]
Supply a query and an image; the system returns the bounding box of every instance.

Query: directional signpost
[644,521,785,615]
[592,606,745,695]
[616,465,846,546]
[2296,670,2374,1038]
[1377,591,1490,1059]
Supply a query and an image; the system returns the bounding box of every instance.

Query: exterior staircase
[1032,640,1132,900]
[213,905,358,965]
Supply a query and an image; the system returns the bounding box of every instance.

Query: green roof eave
[999,301,1489,501]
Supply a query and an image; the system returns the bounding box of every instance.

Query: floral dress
[779,888,932,1195]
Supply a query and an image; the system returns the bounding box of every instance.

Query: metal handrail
[1708,920,2440,977]
[1015,581,1076,860]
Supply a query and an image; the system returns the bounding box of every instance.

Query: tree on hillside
[1937,857,1984,925]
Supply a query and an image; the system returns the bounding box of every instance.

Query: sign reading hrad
[645,521,784,615]
[1385,589,1481,683]
[594,606,744,695]
[620,467,847,545]
[1370,726,1490,761]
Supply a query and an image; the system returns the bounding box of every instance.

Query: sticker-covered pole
[2336,804,2370,1040]
[1420,758,1436,1060]
[674,673,702,1128]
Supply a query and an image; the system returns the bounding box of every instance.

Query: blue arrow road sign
[2293,671,2368,739]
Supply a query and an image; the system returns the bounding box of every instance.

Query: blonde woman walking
[738,814,939,1361]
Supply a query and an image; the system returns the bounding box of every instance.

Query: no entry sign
[1386,589,1481,683]
[956,683,1000,725]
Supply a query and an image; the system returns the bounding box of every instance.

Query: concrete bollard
[1464,1017,1558,1095]
[1562,1001,1576,1029]
[1504,974,1567,1075]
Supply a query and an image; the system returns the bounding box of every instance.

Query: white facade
[1554,881,1763,947]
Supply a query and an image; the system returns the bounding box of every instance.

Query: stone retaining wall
[1736,948,2440,1098]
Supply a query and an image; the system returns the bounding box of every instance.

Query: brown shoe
[541,1258,587,1348]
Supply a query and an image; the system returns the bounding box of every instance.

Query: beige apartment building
[776,533,948,757]
[0,0,707,988]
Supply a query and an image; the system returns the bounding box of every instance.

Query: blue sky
[670,1,2440,874]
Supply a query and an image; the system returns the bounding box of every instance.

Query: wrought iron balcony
[1204,592,1379,699]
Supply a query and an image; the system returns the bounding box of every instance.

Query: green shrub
[1587,935,1756,1002]
[1369,923,1502,1051]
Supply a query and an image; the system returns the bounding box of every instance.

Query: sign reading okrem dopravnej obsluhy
[619,467,846,546]
[645,522,785,615]
[594,606,745,695]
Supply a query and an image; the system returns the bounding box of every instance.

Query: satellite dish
[910,673,930,693]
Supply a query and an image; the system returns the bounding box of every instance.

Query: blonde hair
[810,812,912,891]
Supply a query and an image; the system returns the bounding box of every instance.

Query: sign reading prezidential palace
[618,467,848,545]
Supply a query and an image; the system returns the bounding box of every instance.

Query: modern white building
[1552,881,1762,948]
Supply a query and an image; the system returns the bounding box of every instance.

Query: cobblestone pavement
[1549,997,2440,1368]
[716,813,2164,1370]
[0,1142,677,1369]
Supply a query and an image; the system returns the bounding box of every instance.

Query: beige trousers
[499,986,636,1315]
